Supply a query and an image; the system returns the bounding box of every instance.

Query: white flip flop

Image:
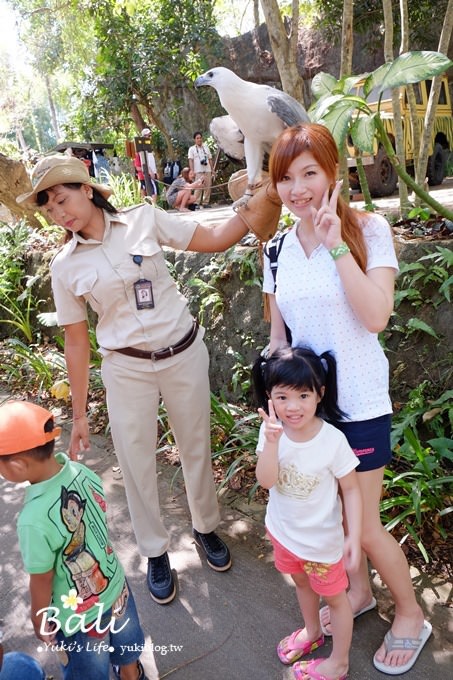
[319,596,377,636]
[372,619,432,675]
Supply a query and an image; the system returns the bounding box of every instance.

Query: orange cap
[0,401,61,456]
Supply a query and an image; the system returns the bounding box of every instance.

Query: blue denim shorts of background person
[1,652,46,680]
[333,414,392,472]
[54,581,144,680]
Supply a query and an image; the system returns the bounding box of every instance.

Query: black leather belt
[111,320,199,361]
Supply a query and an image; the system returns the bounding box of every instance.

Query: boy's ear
[6,455,29,475]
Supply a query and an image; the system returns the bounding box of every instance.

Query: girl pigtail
[319,351,348,422]
[251,353,270,413]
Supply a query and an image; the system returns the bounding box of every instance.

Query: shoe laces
[151,554,170,582]
[199,531,224,553]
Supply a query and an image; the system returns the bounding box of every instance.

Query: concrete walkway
[169,175,453,225]
[1,414,451,680]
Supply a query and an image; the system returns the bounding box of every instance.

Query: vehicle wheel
[363,146,398,197]
[427,143,445,186]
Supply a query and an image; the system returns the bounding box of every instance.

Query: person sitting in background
[166,167,203,212]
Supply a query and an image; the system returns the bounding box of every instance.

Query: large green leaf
[311,72,339,100]
[342,74,369,95]
[319,102,357,147]
[351,114,377,154]
[312,93,367,121]
[311,94,346,122]
[364,51,453,97]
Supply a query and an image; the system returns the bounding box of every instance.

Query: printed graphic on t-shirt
[277,463,320,499]
[60,486,109,607]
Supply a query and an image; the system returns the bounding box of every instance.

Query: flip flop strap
[384,630,422,651]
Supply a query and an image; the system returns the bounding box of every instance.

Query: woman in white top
[262,123,430,677]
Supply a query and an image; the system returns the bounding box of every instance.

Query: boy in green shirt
[0,400,147,680]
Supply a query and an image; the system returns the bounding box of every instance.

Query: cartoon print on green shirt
[60,486,109,601]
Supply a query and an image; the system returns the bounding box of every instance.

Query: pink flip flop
[277,630,324,665]
[292,658,348,680]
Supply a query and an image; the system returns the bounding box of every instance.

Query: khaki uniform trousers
[101,338,220,557]
[194,171,212,205]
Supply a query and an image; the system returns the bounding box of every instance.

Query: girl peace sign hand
[311,179,343,250]
[258,399,284,443]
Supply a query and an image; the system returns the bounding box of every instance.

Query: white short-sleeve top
[262,213,398,421]
[257,420,359,563]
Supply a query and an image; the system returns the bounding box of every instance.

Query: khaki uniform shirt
[51,204,200,354]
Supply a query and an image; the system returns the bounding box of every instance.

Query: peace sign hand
[311,180,343,250]
[258,399,284,443]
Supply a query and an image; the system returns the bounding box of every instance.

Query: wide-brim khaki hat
[16,154,112,207]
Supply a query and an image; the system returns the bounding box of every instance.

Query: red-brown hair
[269,123,368,272]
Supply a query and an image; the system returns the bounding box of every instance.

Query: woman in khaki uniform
[17,154,278,605]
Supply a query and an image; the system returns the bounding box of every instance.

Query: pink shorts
[268,532,348,597]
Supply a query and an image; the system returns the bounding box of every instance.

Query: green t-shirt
[17,453,124,635]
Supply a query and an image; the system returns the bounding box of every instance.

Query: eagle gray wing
[266,91,310,128]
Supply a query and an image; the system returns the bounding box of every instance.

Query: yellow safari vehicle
[348,77,453,196]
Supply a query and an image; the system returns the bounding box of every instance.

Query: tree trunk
[339,0,354,203]
[0,154,43,228]
[383,0,410,214]
[259,0,305,105]
[415,0,453,189]
[45,74,61,143]
[253,0,260,30]
[399,1,421,180]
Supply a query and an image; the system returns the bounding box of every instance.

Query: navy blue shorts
[332,414,392,472]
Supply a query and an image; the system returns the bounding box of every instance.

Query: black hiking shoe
[192,529,232,571]
[146,552,176,604]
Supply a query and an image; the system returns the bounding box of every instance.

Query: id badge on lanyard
[132,255,154,309]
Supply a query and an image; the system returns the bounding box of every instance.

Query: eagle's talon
[232,194,252,210]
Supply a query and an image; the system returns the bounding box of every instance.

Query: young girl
[263,123,430,675]
[253,346,362,680]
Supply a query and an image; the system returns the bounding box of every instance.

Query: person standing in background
[134,128,159,204]
[188,131,214,207]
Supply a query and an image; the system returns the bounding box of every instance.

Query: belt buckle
[150,346,174,361]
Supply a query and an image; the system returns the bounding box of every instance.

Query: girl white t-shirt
[257,420,359,563]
